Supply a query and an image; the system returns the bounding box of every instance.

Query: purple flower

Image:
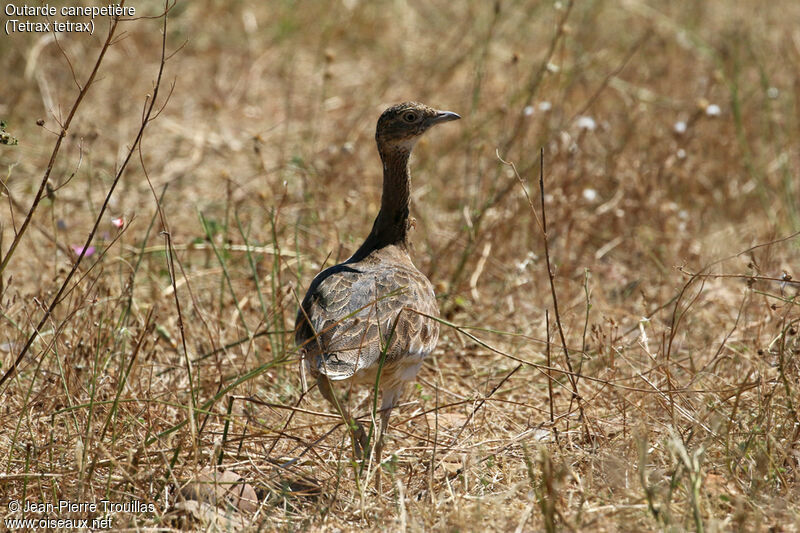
[71,245,96,257]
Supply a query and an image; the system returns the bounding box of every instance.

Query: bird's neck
[350,143,411,261]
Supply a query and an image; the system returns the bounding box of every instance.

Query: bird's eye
[402,112,418,123]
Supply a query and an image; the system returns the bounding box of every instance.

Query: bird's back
[296,244,439,386]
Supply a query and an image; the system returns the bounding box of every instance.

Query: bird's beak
[430,110,461,124]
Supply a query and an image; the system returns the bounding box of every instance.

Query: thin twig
[546,309,554,424]
[0,4,172,390]
[501,0,574,155]
[0,3,123,276]
[496,149,587,434]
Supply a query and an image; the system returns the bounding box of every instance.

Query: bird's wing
[295,262,439,380]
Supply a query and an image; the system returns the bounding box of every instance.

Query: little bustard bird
[296,102,460,467]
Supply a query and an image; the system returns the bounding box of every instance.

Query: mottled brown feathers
[296,245,439,386]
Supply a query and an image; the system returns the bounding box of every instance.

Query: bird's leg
[318,375,368,458]
[375,385,402,492]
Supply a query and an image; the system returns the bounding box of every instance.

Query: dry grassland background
[2,0,800,530]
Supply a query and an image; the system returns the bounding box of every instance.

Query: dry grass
[2,0,800,531]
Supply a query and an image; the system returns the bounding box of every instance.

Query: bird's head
[375,102,460,152]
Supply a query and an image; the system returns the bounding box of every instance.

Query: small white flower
[517,251,538,272]
[582,188,598,202]
[674,121,687,134]
[546,62,560,73]
[576,116,596,131]
[705,104,721,116]
[767,87,779,99]
[538,101,552,112]
[523,106,534,116]
[677,148,686,159]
